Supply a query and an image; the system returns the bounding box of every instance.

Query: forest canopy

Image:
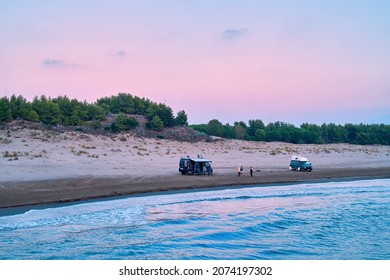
[190,119,390,145]
[1,93,389,145]
[0,93,188,132]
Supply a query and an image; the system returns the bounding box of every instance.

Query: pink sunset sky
[1,0,389,125]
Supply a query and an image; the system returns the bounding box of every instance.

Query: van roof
[189,158,212,163]
[291,155,309,161]
[181,157,212,163]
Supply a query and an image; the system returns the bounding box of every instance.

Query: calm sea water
[0,179,389,260]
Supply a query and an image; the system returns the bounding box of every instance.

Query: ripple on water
[0,179,389,259]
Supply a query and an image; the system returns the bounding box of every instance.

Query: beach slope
[1,128,389,208]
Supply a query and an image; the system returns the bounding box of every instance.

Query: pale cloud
[109,49,128,57]
[42,59,64,66]
[42,59,79,69]
[222,28,247,40]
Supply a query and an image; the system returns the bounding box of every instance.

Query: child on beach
[238,165,243,177]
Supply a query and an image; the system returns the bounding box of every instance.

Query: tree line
[1,94,389,145]
[190,119,390,145]
[0,93,188,132]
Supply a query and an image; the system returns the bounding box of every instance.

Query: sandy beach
[1,127,390,208]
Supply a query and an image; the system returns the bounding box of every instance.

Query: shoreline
[1,128,390,210]
[1,167,389,209]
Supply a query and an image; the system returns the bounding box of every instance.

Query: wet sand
[1,167,389,208]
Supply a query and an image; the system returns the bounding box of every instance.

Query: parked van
[179,156,213,175]
[289,155,313,172]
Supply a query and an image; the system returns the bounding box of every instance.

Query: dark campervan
[179,156,213,175]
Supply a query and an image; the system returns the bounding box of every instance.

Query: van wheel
[297,167,301,171]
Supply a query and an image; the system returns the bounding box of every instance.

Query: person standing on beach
[237,166,241,177]
[250,167,253,177]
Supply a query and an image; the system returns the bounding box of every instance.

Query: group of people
[237,165,254,177]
